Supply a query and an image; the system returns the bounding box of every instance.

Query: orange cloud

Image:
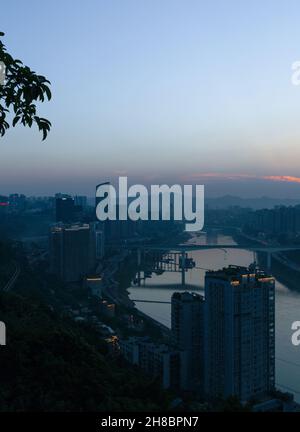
[263,175,300,184]
[182,173,300,184]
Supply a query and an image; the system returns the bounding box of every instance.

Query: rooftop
[205,264,274,284]
[172,291,204,302]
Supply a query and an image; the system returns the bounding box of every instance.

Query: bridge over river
[117,242,300,287]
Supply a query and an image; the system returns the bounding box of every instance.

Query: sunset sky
[1,0,300,197]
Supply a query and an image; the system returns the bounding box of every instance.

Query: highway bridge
[131,299,171,304]
[119,242,300,253]
[121,242,300,286]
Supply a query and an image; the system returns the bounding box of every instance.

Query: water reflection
[128,232,300,401]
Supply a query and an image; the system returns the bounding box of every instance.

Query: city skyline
[3,174,300,199]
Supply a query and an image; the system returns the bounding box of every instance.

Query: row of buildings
[49,184,181,283]
[0,193,26,211]
[55,192,140,242]
[120,264,275,404]
[245,205,300,235]
[50,187,137,282]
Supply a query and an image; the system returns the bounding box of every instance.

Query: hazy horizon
[2,178,300,203]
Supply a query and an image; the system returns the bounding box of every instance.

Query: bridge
[131,299,171,304]
[122,242,300,287]
[121,243,300,253]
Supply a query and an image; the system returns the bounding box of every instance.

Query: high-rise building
[89,221,105,259]
[171,291,205,393]
[204,264,275,402]
[95,230,105,259]
[49,223,97,282]
[74,195,87,208]
[55,194,75,223]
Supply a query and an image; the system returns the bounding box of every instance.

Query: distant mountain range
[205,195,300,210]
[88,194,300,211]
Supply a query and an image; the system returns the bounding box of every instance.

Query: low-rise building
[119,337,188,390]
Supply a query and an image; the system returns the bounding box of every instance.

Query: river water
[128,232,300,402]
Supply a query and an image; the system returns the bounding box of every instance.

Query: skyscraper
[171,291,205,393]
[89,221,105,259]
[55,194,75,223]
[204,264,275,402]
[49,223,97,282]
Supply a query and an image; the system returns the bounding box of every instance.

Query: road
[238,230,300,272]
[273,252,300,272]
[2,261,20,292]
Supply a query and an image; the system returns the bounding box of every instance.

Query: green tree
[0,32,51,140]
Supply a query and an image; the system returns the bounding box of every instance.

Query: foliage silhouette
[0,291,169,411]
[0,32,51,140]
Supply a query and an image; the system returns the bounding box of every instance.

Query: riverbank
[103,246,172,341]
[233,230,300,291]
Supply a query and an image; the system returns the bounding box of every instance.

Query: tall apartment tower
[204,264,275,402]
[49,223,97,282]
[89,221,105,259]
[171,291,205,393]
[55,194,75,223]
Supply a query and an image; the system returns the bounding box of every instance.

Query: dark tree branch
[0,31,51,140]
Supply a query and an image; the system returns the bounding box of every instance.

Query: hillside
[0,291,168,411]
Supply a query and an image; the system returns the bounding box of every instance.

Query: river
[128,232,300,402]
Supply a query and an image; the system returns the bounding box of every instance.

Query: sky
[1,0,300,197]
